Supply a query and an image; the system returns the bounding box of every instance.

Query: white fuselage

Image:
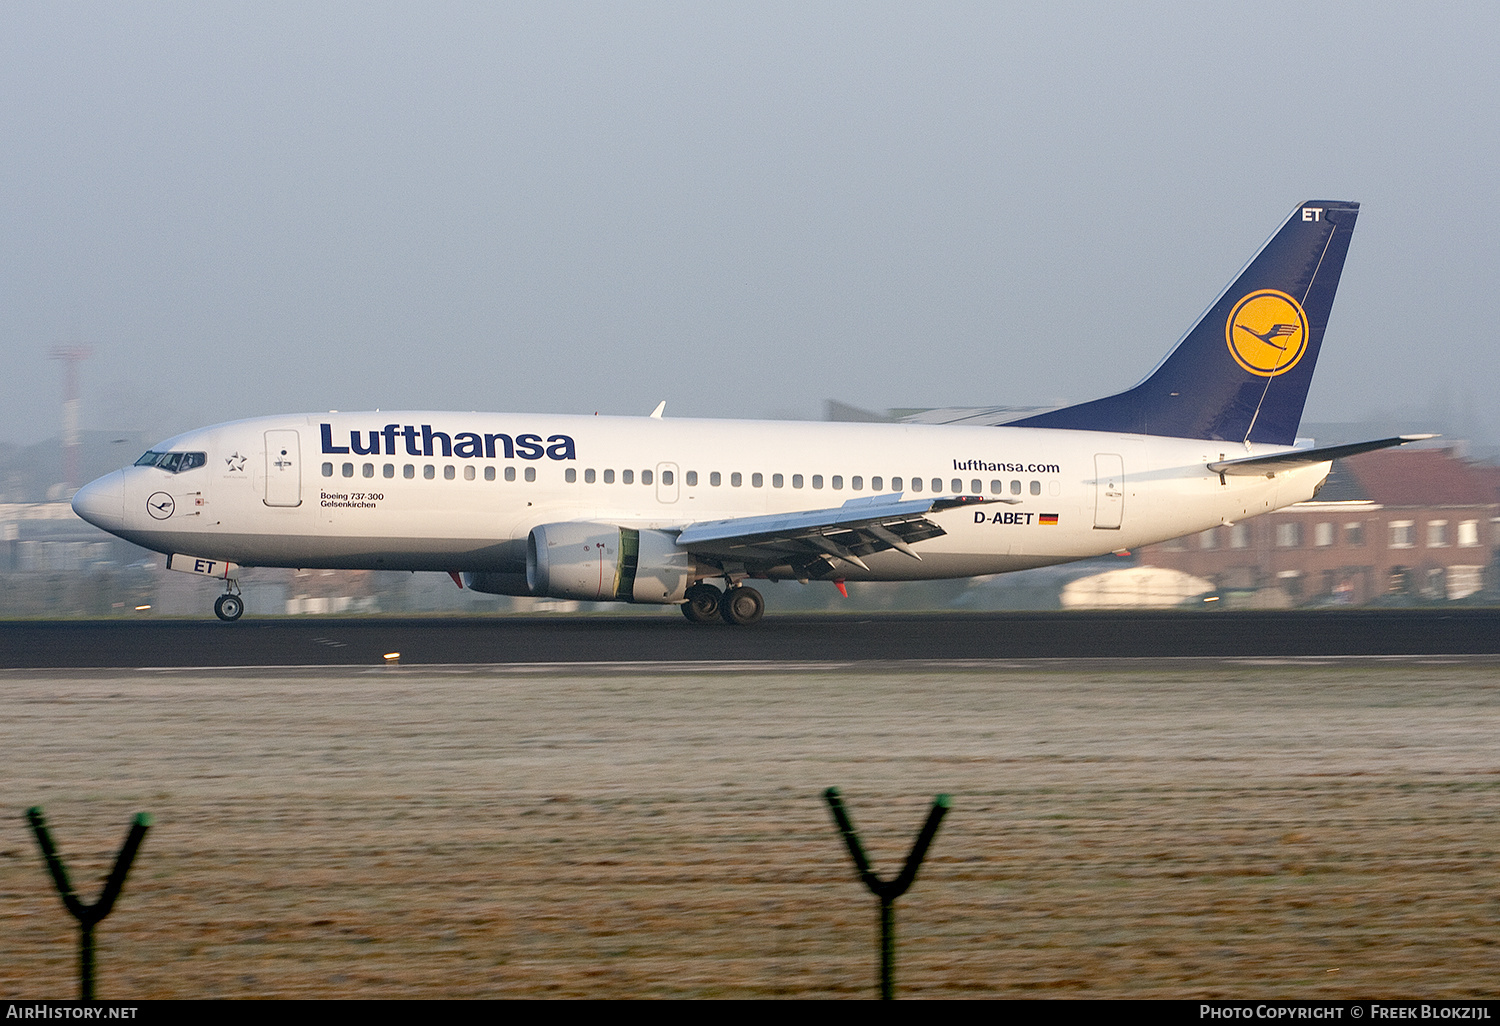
[76,411,1329,583]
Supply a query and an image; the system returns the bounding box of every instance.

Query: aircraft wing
[675,493,999,574]
[1206,435,1438,476]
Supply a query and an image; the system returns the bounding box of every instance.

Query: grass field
[2,660,1497,998]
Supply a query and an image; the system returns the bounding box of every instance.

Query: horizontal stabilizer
[1206,435,1438,476]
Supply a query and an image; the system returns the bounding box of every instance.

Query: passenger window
[342,463,354,478]
[832,476,843,490]
[991,480,1002,493]
[484,467,495,481]
[604,469,614,484]
[1031,480,1041,495]
[623,469,634,485]
[424,465,435,480]
[662,470,673,486]
[404,465,415,479]
[363,464,375,478]
[812,475,823,489]
[565,468,576,483]
[891,477,901,491]
[585,469,596,483]
[752,473,763,488]
[731,472,742,487]
[505,467,517,482]
[464,466,475,481]
[384,464,395,479]
[710,472,721,486]
[932,478,943,492]
[772,474,784,488]
[524,467,536,482]
[444,466,455,480]
[685,471,696,486]
[971,479,981,493]
[1011,480,1021,495]
[792,474,804,488]
[642,469,653,485]
[322,463,333,477]
[872,476,882,491]
[910,477,922,492]
[951,479,961,493]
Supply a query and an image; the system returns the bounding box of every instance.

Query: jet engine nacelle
[526,522,690,604]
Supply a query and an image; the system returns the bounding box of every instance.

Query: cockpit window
[134,451,207,473]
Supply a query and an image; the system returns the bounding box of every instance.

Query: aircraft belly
[116,528,527,572]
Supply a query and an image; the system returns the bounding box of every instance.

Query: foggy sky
[3,2,1497,447]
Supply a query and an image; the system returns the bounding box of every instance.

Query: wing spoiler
[1206,434,1438,476]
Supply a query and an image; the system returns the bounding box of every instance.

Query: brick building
[1138,447,1499,606]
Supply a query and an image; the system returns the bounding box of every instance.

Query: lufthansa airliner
[72,201,1423,624]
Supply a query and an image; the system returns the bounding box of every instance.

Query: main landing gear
[681,583,722,623]
[213,582,244,622]
[680,582,764,626]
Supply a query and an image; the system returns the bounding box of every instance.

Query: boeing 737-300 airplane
[72,200,1427,624]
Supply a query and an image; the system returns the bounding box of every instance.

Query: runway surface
[4,661,1497,998]
[2,608,1499,667]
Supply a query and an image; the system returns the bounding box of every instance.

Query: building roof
[1469,463,1500,506]
[1310,459,1372,502]
[1340,447,1496,507]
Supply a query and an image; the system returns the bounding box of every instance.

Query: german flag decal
[1039,513,1059,525]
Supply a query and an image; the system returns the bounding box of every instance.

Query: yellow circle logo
[1225,289,1309,376]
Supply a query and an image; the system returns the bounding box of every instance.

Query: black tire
[214,593,244,622]
[681,583,722,624]
[719,585,764,626]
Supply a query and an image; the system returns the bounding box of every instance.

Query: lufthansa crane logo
[146,492,176,520]
[1225,289,1309,377]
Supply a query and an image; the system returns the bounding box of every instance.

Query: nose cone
[72,470,126,533]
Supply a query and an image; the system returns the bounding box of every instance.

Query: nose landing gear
[213,586,244,622]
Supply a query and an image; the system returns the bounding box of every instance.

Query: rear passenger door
[1093,453,1123,529]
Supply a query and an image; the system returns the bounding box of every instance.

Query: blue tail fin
[1011,200,1359,445]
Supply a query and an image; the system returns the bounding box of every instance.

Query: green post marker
[25,806,152,1001]
[823,787,950,1000]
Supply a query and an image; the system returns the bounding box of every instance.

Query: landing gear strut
[681,582,722,623]
[719,585,764,626]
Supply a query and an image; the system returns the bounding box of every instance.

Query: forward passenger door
[264,430,302,507]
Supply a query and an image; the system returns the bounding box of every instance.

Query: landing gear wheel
[214,593,244,622]
[719,585,764,626]
[681,583,722,624]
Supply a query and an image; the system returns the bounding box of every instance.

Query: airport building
[1137,446,1500,606]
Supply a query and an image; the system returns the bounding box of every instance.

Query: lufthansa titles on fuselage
[320,423,576,461]
[952,459,1061,474]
